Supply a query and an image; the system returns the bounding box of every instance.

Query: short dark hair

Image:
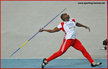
[61,13,67,21]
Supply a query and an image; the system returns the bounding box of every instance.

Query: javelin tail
[10,41,28,56]
[10,48,21,57]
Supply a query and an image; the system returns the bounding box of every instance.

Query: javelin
[10,8,67,57]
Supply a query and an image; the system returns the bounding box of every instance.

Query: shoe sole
[91,62,102,67]
[41,58,47,68]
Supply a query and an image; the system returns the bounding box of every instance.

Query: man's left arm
[76,22,90,32]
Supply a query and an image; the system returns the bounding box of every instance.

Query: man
[102,39,107,50]
[39,13,102,68]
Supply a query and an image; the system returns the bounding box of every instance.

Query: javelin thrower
[39,13,102,68]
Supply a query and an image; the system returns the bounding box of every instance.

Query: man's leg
[73,39,94,64]
[46,39,73,62]
[72,39,102,67]
[42,39,75,68]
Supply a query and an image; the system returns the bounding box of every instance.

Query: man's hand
[39,29,44,32]
[85,26,90,32]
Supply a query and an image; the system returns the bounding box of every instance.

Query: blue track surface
[1,59,107,68]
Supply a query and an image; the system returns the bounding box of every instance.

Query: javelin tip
[60,8,67,14]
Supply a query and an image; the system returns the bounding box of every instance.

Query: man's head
[61,13,70,21]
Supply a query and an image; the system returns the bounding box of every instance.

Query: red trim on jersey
[61,22,66,35]
[72,19,75,22]
[61,22,65,32]
[60,22,66,39]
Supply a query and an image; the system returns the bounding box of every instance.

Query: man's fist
[39,29,43,32]
[85,26,90,32]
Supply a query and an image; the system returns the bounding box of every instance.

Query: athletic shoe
[104,47,107,50]
[101,47,107,50]
[91,62,102,67]
[41,58,48,68]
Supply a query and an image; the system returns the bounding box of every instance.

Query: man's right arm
[39,27,60,33]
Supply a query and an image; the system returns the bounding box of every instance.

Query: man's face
[62,14,70,21]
